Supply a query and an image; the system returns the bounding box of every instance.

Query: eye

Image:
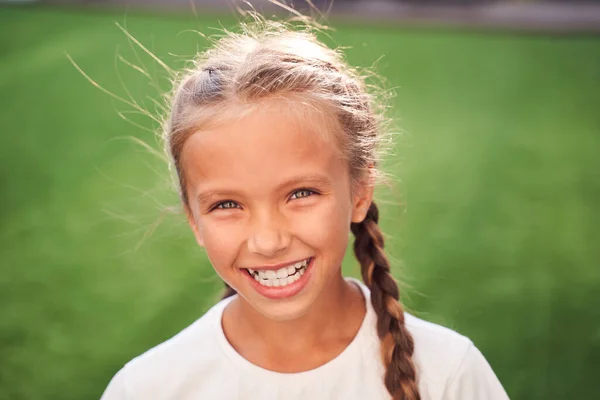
[213,200,240,211]
[290,189,316,200]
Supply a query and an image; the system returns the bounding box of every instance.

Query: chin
[251,294,317,322]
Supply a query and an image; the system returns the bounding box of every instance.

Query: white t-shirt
[101,278,510,400]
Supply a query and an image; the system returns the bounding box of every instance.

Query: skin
[181,100,374,372]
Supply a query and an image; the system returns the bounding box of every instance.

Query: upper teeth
[248,258,310,287]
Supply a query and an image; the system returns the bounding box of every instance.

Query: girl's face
[181,102,372,321]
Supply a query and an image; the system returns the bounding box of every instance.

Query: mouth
[242,257,315,300]
[245,258,311,288]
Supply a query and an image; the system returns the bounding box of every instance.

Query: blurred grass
[1,5,599,400]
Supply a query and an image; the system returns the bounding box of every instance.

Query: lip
[244,257,314,300]
[244,257,310,271]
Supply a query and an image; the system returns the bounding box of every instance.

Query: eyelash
[210,189,317,211]
[289,188,316,200]
[213,201,238,210]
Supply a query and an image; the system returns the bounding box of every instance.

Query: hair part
[162,4,418,399]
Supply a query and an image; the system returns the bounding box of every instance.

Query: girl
[100,8,510,400]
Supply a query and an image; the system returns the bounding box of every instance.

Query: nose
[247,210,291,257]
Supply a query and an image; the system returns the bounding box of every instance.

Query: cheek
[199,219,245,272]
[293,196,352,255]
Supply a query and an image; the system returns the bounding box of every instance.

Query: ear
[185,205,205,247]
[351,169,375,224]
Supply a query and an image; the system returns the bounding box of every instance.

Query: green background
[1,5,599,399]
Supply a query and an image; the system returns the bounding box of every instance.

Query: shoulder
[404,314,510,400]
[350,278,509,399]
[405,313,473,373]
[100,298,232,400]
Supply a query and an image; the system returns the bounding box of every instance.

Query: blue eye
[214,200,239,210]
[290,189,315,200]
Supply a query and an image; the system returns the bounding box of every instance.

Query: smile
[246,258,311,288]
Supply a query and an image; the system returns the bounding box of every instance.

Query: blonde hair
[163,5,420,400]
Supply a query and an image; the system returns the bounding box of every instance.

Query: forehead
[180,102,347,193]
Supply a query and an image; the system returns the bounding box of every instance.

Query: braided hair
[352,202,420,399]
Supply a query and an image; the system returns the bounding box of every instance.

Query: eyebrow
[196,189,238,205]
[195,174,333,204]
[279,174,332,190]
